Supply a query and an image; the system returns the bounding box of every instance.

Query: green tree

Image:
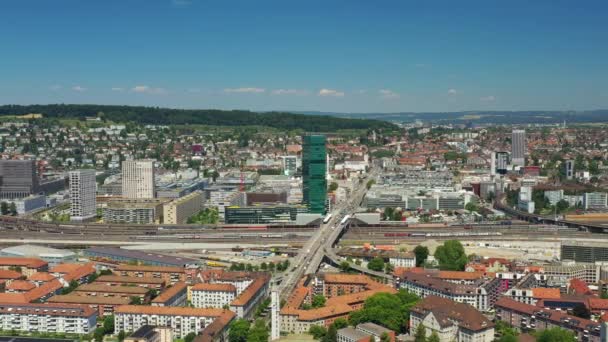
[413,246,429,267]
[329,182,339,192]
[413,323,426,342]
[130,296,142,305]
[8,202,17,216]
[572,303,591,319]
[349,290,419,333]
[498,335,518,342]
[103,315,115,334]
[332,318,348,330]
[312,294,327,308]
[117,331,126,342]
[339,261,351,272]
[247,319,269,342]
[323,324,337,342]
[434,240,468,271]
[260,262,268,271]
[427,331,440,342]
[367,257,385,272]
[380,332,391,342]
[93,327,105,342]
[184,333,196,342]
[228,319,250,342]
[536,327,577,342]
[366,179,375,190]
[555,199,570,214]
[0,202,8,215]
[309,325,328,340]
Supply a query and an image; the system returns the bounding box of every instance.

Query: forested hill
[0,104,397,132]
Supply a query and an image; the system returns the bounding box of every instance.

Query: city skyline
[2,0,607,113]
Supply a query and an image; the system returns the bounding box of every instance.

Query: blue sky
[1,0,607,112]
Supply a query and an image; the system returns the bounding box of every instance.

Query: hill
[0,104,397,132]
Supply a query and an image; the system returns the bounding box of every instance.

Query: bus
[323,214,333,224]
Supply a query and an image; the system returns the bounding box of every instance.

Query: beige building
[163,191,204,224]
[122,160,155,199]
[103,198,167,224]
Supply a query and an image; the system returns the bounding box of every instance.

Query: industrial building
[0,244,76,267]
[84,246,201,267]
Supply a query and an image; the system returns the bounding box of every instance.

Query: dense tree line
[0,104,397,131]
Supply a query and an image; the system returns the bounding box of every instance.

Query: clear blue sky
[1,0,607,112]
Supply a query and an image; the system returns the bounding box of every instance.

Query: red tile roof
[191,283,237,293]
[0,258,47,269]
[0,270,22,279]
[531,288,561,299]
[28,272,56,282]
[6,280,35,291]
[152,282,188,304]
[411,296,494,332]
[115,305,229,317]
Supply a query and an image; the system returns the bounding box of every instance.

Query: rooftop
[151,282,188,304]
[95,275,166,285]
[48,294,131,305]
[191,283,237,293]
[1,244,75,258]
[411,295,494,332]
[115,264,185,273]
[0,257,47,269]
[337,327,369,341]
[75,283,148,295]
[115,305,229,317]
[86,246,200,267]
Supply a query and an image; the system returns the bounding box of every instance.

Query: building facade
[122,160,156,199]
[0,160,39,199]
[69,169,97,221]
[0,302,97,334]
[511,129,526,167]
[302,134,327,214]
[163,191,204,224]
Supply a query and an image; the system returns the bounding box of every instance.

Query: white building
[0,303,97,334]
[122,160,155,199]
[511,129,526,167]
[114,305,230,338]
[389,252,416,268]
[584,192,608,210]
[69,169,97,221]
[191,283,237,308]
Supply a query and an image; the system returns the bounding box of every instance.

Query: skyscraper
[0,160,39,200]
[511,129,526,167]
[69,169,97,221]
[302,134,327,214]
[122,160,155,199]
[496,152,509,175]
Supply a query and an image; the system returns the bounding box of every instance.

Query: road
[278,169,380,300]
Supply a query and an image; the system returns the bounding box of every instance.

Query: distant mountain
[292,110,608,125]
[0,104,398,132]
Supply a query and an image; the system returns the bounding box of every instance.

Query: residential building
[114,305,235,339]
[409,296,494,342]
[495,297,601,342]
[94,275,166,289]
[191,283,237,308]
[302,134,327,214]
[583,192,608,210]
[511,129,526,167]
[69,169,97,221]
[122,159,155,199]
[0,302,97,334]
[114,264,190,284]
[229,274,270,319]
[103,198,167,224]
[124,325,173,342]
[73,283,149,301]
[337,327,370,342]
[283,156,298,176]
[0,257,48,277]
[163,191,204,224]
[151,282,188,307]
[47,294,130,317]
[544,190,564,206]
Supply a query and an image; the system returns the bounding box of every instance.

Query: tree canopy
[536,327,577,342]
[413,246,429,267]
[434,240,468,271]
[0,104,397,132]
[349,290,420,333]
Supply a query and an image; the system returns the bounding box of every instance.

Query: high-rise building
[495,152,509,175]
[283,156,298,176]
[0,160,39,199]
[511,129,526,167]
[122,160,155,198]
[565,160,574,180]
[490,152,496,177]
[302,134,327,214]
[69,169,97,221]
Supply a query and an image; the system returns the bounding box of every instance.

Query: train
[323,214,333,224]
[383,231,502,238]
[340,215,350,225]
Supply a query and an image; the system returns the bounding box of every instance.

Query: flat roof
[85,247,200,266]
[1,244,75,258]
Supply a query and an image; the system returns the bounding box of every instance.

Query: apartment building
[0,303,97,334]
[163,191,204,224]
[151,282,188,307]
[229,274,270,319]
[94,275,166,289]
[410,296,494,342]
[124,325,173,342]
[69,169,97,221]
[114,305,234,339]
[191,283,237,308]
[73,283,149,301]
[399,271,498,311]
[47,294,130,317]
[0,257,48,277]
[114,264,190,284]
[495,297,601,342]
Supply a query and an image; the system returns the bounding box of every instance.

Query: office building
[561,241,608,264]
[410,296,494,342]
[0,303,97,334]
[302,134,327,214]
[583,192,608,210]
[565,160,574,180]
[496,152,509,174]
[224,204,308,224]
[283,156,298,176]
[0,160,39,199]
[122,160,155,198]
[511,129,526,167]
[14,194,46,214]
[163,191,204,224]
[69,169,97,221]
[103,198,167,224]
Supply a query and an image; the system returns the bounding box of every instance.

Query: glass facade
[302,134,327,213]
